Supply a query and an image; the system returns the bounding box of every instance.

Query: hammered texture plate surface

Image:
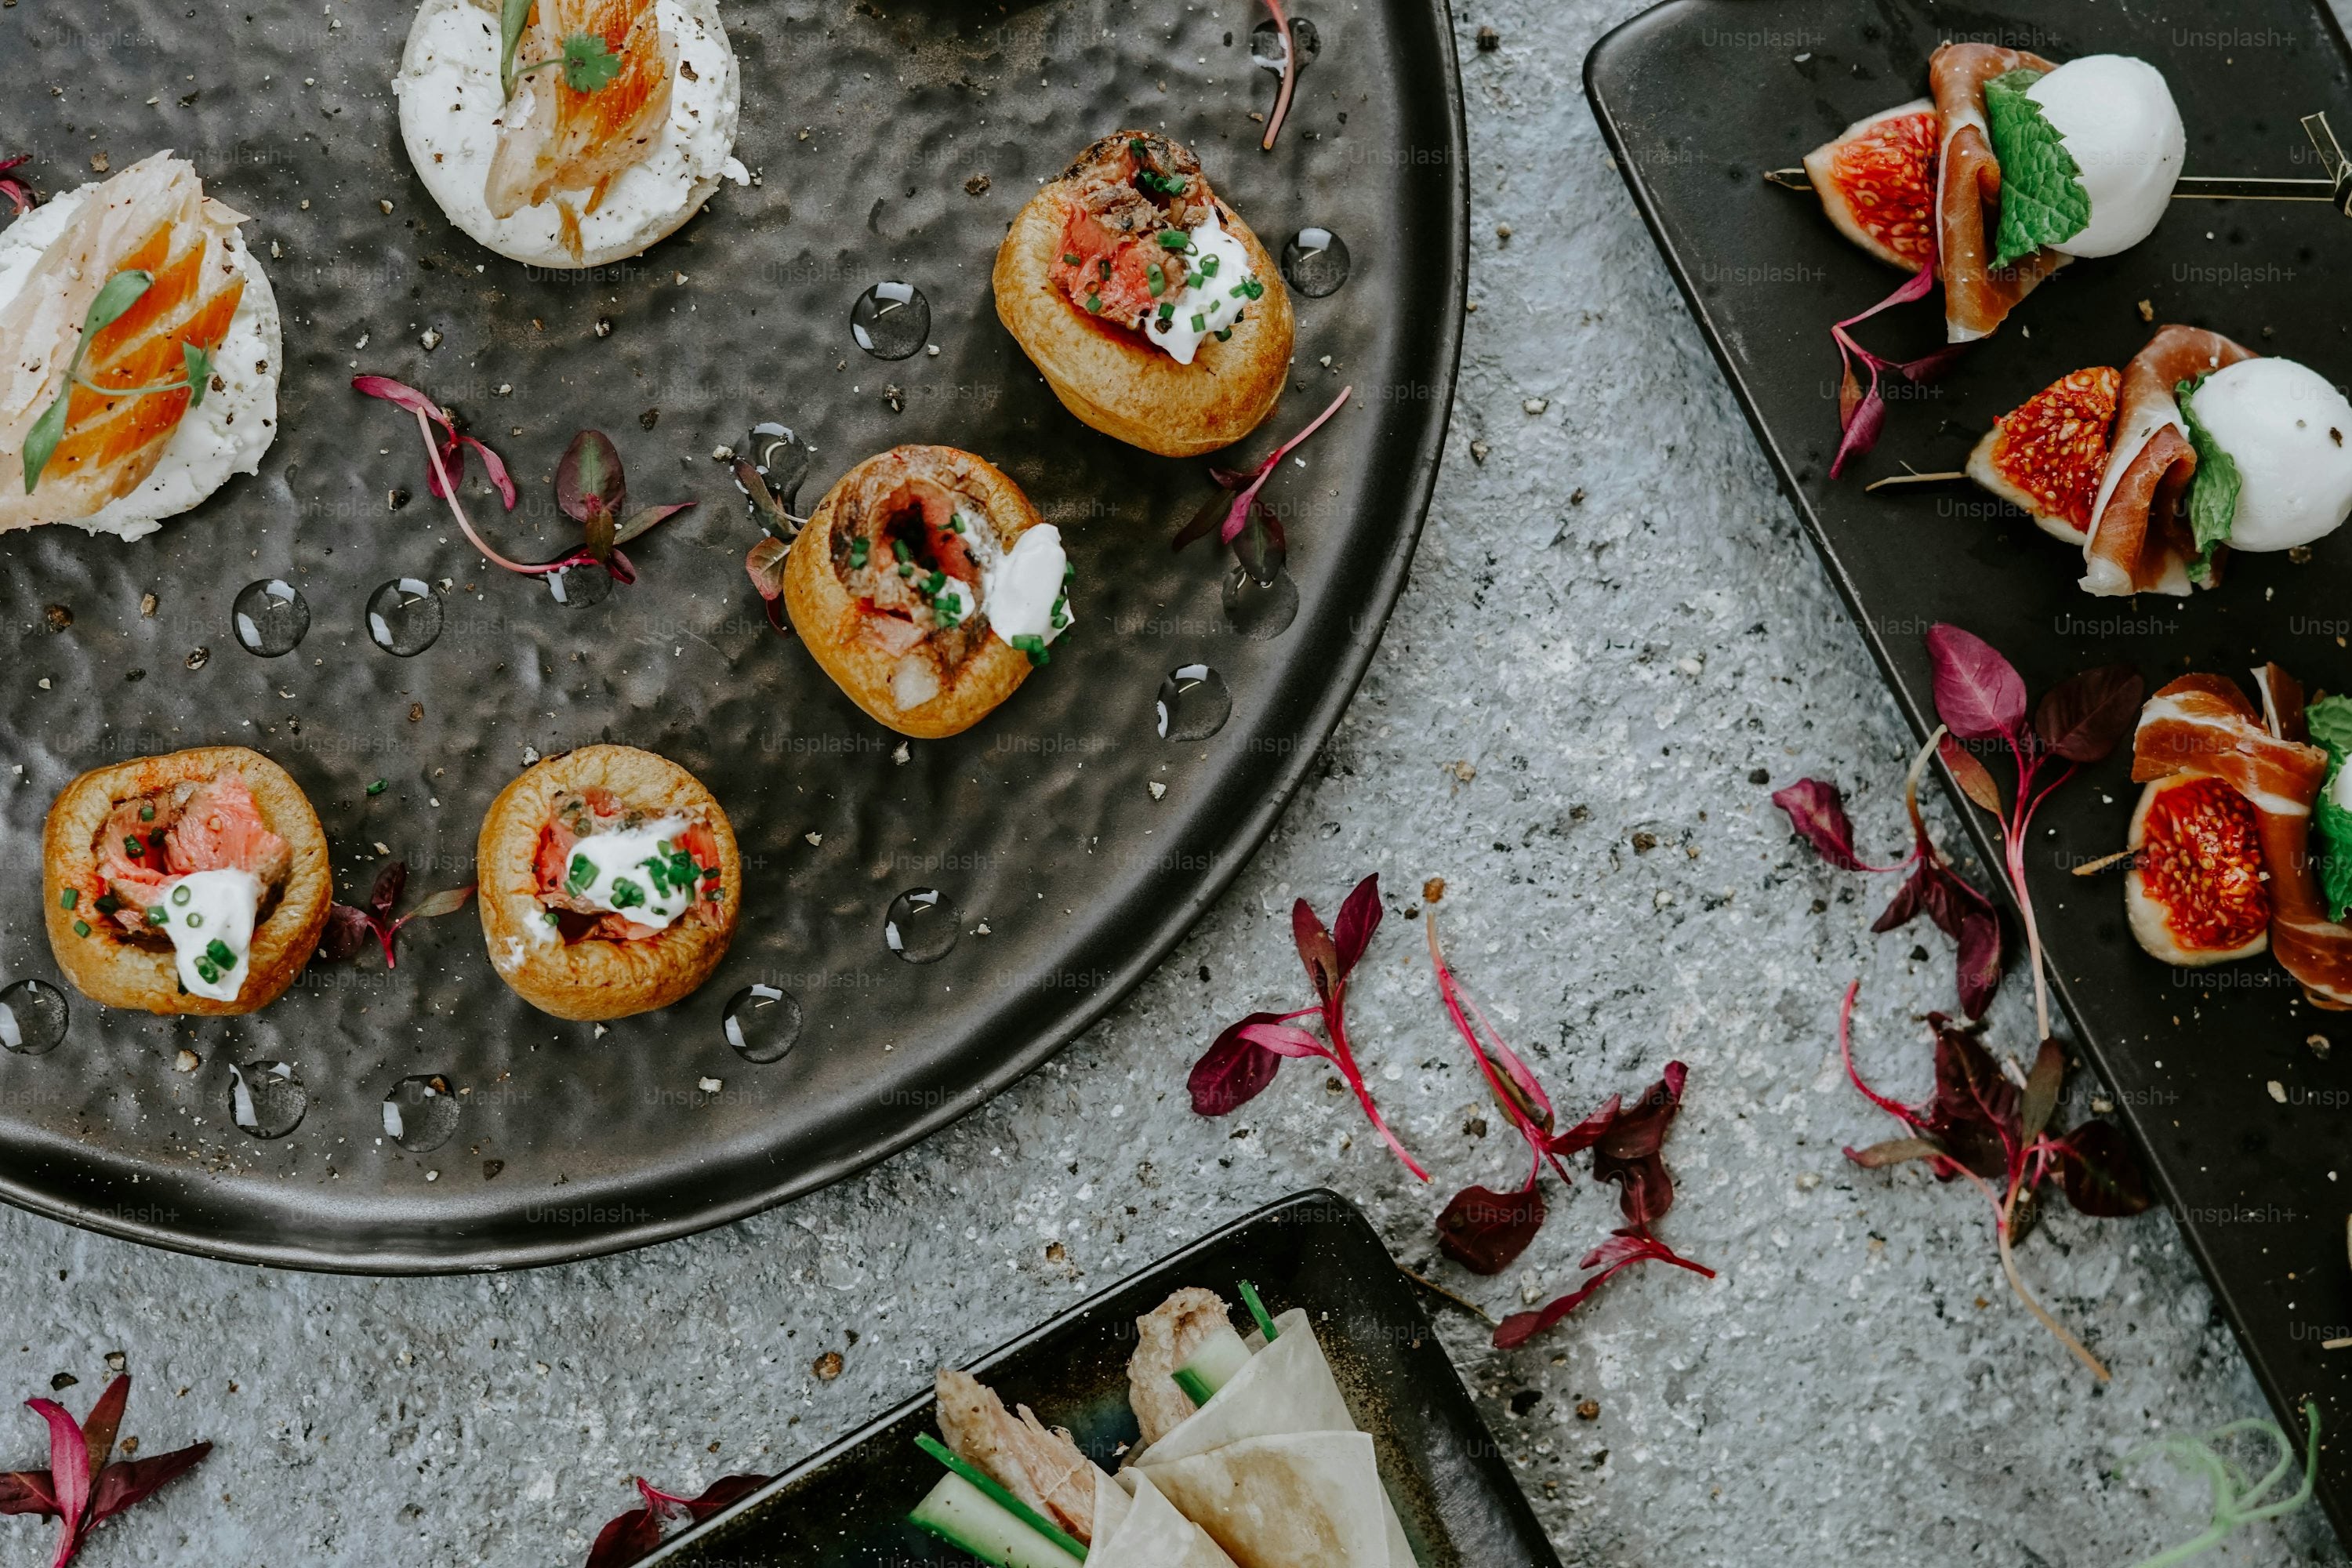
[0,0,1466,1269]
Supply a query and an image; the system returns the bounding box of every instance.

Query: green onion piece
[1157,230,1190,250]
[949,514,965,533]
[1230,283,1248,297]
[59,888,78,910]
[171,884,191,906]
[205,938,237,970]
[567,853,596,895]
[1172,1366,1219,1408]
[1084,293,1102,314]
[898,563,915,579]
[125,837,144,858]
[1190,314,1206,332]
[1238,1279,1279,1341]
[366,779,387,796]
[139,804,156,822]
[1243,278,1265,299]
[913,1435,1088,1563]
[849,538,870,568]
[706,887,724,902]
[1148,264,1166,297]
[186,912,204,929]
[194,959,218,983]
[609,877,646,909]
[1214,327,1233,342]
[1062,252,1081,265]
[894,539,912,561]
[1200,255,1221,278]
[93,895,118,914]
[147,907,168,927]
[925,571,947,594]
[1158,302,1175,321]
[72,920,92,939]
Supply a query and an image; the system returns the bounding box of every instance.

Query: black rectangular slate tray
[644,1189,1562,1568]
[1587,0,2352,1543]
[0,0,1466,1272]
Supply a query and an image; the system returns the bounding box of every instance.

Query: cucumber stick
[1174,1322,1254,1406]
[909,1472,1086,1568]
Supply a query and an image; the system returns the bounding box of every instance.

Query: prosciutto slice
[2079,325,2256,598]
[2131,671,2352,1007]
[1927,43,2070,343]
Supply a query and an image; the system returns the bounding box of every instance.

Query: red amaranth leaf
[1871,855,2002,1021]
[1292,898,1341,1006]
[2032,664,2144,764]
[557,430,628,525]
[1188,1011,1298,1116]
[1937,735,2003,815]
[2055,1120,2154,1217]
[318,861,474,969]
[1846,1135,1948,1168]
[1436,1182,1546,1276]
[1925,623,2027,740]
[1428,912,1564,1187]
[586,1474,773,1568]
[1923,1016,2017,1181]
[1591,1062,1689,1228]
[0,1469,57,1517]
[1331,873,1382,975]
[85,1443,211,1524]
[11,1376,206,1568]
[1769,779,1899,873]
[1826,261,1947,478]
[1491,1227,1716,1348]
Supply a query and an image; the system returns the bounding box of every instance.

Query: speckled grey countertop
[2,0,2346,1565]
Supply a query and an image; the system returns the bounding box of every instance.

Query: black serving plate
[1588,0,2352,1540]
[0,0,1466,1270]
[644,1189,1561,1568]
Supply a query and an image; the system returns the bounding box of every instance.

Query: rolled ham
[2130,671,2352,1007]
[2080,325,2256,597]
[1928,42,2070,343]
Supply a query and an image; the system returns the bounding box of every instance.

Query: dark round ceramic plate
[0,0,1465,1270]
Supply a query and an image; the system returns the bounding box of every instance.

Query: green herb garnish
[608,877,646,909]
[366,778,388,796]
[58,888,77,911]
[1983,68,2092,267]
[1084,293,1102,314]
[514,31,623,95]
[1008,633,1050,666]
[2176,373,2243,584]
[567,853,596,895]
[1238,1279,1279,1341]
[24,270,155,494]
[71,920,91,939]
[205,938,236,970]
[911,1435,1088,1563]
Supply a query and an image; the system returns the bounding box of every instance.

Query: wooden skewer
[1863,467,1966,492]
[2070,847,2140,878]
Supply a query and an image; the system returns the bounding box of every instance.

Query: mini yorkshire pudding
[477,744,741,1022]
[42,746,331,1016]
[785,445,1073,739]
[994,130,1294,458]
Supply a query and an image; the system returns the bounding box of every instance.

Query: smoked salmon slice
[484,0,676,234]
[0,152,253,532]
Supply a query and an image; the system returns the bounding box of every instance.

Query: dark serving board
[1588,0,2352,1541]
[0,0,1466,1270]
[644,1189,1563,1568]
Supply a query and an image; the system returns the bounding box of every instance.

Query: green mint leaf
[2175,375,2242,576]
[2307,695,2352,921]
[499,0,532,96]
[1984,69,2091,267]
[181,343,212,409]
[2308,695,2352,761]
[20,392,68,495]
[561,33,621,93]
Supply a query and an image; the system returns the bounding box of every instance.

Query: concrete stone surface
[1,1,2343,1565]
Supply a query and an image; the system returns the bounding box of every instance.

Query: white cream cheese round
[0,183,281,542]
[156,869,261,1002]
[559,816,699,930]
[2186,357,2352,552]
[395,0,742,270]
[2026,56,2183,259]
[1145,211,1260,366]
[982,524,1073,651]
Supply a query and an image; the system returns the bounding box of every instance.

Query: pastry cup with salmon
[784,445,1074,739]
[42,748,330,1016]
[477,745,739,1021]
[994,132,1294,458]
[1,152,281,539]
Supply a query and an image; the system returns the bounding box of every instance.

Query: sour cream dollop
[561,817,700,931]
[157,869,261,1003]
[2026,55,2184,258]
[981,524,1074,652]
[2185,358,2352,552]
[1147,211,1260,366]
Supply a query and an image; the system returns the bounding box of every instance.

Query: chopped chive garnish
[1200,255,1221,278]
[171,884,191,906]
[125,837,143,858]
[1230,283,1248,297]
[1097,258,1112,280]
[93,895,118,914]
[1147,264,1166,297]
[1214,327,1233,342]
[1238,1279,1279,1341]
[146,907,168,926]
[849,537,871,568]
[194,958,218,983]
[1190,313,1206,332]
[894,539,912,561]
[1084,293,1102,313]
[71,920,91,938]
[925,571,947,594]
[1061,252,1080,264]
[898,563,915,579]
[366,779,387,796]
[186,912,204,929]
[1243,278,1265,299]
[138,803,156,822]
[1008,633,1050,667]
[567,853,596,895]
[1158,301,1175,321]
[1172,1366,1219,1408]
[1157,230,1189,250]
[59,888,77,910]
[205,938,236,969]
[609,877,645,909]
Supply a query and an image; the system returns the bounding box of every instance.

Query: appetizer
[2126,666,2352,1007]
[476,744,739,1020]
[0,152,281,538]
[42,748,329,1016]
[995,132,1294,457]
[912,1370,1237,1568]
[785,445,1073,739]
[1802,45,2183,341]
[1958,327,2352,594]
[395,0,744,269]
[1123,1285,1414,1568]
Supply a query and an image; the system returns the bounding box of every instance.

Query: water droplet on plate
[724,984,804,1063]
[1251,15,1320,70]
[1222,567,1299,640]
[1156,664,1232,741]
[232,579,310,657]
[885,887,959,964]
[228,1060,306,1139]
[742,422,811,510]
[382,1074,459,1152]
[0,979,68,1055]
[545,560,613,608]
[1280,228,1352,299]
[365,577,444,656]
[851,281,931,360]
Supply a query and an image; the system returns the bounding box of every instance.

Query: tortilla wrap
[1128,1309,1414,1567]
[1128,1432,1394,1568]
[1091,1468,1240,1568]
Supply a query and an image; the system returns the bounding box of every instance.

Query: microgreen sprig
[1826,258,1969,479]
[1254,0,1302,151]
[2117,1402,2319,1567]
[1174,383,1352,583]
[23,269,165,495]
[514,33,624,94]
